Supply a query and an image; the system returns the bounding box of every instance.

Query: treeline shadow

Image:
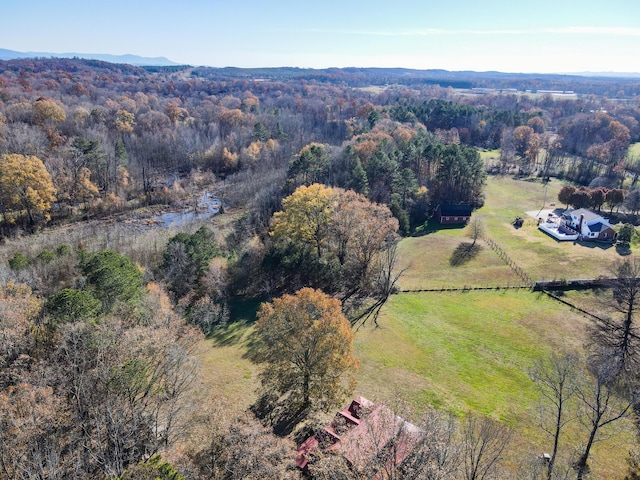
[207,296,263,346]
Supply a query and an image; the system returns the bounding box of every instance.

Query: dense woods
[1,57,640,478]
[0,58,639,237]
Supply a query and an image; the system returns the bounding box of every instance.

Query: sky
[1,0,639,74]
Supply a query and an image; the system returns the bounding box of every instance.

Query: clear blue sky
[2,0,639,73]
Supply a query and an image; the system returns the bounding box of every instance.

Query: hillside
[1,57,639,479]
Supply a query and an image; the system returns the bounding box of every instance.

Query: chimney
[579,214,584,233]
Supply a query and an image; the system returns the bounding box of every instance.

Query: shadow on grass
[251,391,311,437]
[413,219,467,237]
[208,319,251,346]
[207,297,264,346]
[574,240,614,251]
[450,242,482,266]
[242,328,263,362]
[228,296,263,324]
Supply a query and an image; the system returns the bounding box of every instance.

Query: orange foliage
[255,287,358,409]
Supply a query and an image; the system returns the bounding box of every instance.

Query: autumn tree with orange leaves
[254,287,358,410]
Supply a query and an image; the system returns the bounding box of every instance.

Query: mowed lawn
[196,175,636,477]
[399,176,627,291]
[354,289,633,478]
[629,141,640,158]
[397,233,522,290]
[480,176,623,281]
[353,290,586,417]
[200,288,634,477]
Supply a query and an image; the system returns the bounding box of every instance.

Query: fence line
[539,290,608,323]
[483,236,533,285]
[400,285,530,293]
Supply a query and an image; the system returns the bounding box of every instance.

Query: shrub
[81,250,144,312]
[36,249,56,264]
[8,252,30,270]
[55,243,72,257]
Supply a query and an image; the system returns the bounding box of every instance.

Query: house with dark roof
[296,396,423,477]
[563,208,616,241]
[435,204,472,225]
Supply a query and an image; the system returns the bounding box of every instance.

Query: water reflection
[153,192,221,228]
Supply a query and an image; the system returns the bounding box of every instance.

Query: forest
[1,57,640,479]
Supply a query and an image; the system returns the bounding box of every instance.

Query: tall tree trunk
[575,424,598,480]
[302,370,310,408]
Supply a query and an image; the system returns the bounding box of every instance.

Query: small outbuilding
[296,396,423,476]
[435,204,472,225]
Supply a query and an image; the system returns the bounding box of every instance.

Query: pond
[153,192,221,228]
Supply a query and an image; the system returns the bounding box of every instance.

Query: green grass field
[196,174,636,477]
[199,288,633,478]
[629,142,640,158]
[354,290,586,414]
[480,176,623,281]
[479,148,501,163]
[401,176,626,291]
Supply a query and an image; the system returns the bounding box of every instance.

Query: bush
[81,250,144,312]
[164,227,220,299]
[8,252,30,270]
[186,295,229,334]
[55,243,72,257]
[36,249,56,264]
[618,223,636,244]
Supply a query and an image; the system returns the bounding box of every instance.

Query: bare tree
[461,414,511,480]
[52,311,201,478]
[592,258,640,377]
[529,353,579,480]
[191,412,296,480]
[573,356,634,480]
[350,240,405,329]
[398,408,460,480]
[468,217,483,248]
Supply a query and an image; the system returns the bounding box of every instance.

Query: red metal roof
[295,396,423,475]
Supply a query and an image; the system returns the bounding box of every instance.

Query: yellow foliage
[241,94,259,111]
[77,167,100,201]
[270,184,337,258]
[0,154,56,224]
[105,192,124,209]
[245,140,262,161]
[117,165,131,190]
[265,138,277,150]
[164,101,188,123]
[115,109,135,133]
[32,97,66,125]
[222,147,238,170]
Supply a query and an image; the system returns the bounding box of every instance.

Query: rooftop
[296,396,423,475]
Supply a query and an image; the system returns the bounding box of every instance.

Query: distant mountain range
[1,48,638,79]
[0,48,179,66]
[563,71,640,78]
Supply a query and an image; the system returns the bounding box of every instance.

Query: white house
[562,208,616,241]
